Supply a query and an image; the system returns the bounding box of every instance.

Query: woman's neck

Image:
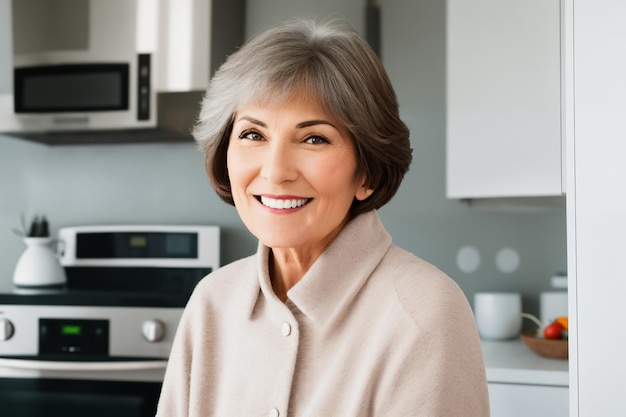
[269,247,317,302]
[267,215,351,302]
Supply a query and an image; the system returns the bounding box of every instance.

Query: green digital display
[62,325,81,335]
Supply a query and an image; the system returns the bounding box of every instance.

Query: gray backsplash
[0,0,567,319]
[0,131,566,321]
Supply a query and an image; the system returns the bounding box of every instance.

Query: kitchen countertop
[1,269,569,387]
[481,338,569,387]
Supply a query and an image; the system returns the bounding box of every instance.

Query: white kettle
[12,237,67,287]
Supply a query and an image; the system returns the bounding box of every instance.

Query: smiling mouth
[256,196,312,209]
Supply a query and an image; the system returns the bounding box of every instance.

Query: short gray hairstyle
[194,18,412,217]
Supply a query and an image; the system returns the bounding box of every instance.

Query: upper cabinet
[446,0,565,199]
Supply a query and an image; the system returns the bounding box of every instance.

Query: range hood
[5,91,205,145]
[0,0,244,145]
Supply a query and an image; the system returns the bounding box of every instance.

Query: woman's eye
[305,135,329,145]
[239,130,263,141]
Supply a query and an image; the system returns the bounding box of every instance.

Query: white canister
[540,291,568,324]
[12,237,67,287]
[474,292,522,340]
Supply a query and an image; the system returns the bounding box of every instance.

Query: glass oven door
[0,377,161,417]
[0,357,166,417]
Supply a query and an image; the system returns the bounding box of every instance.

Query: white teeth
[260,196,309,209]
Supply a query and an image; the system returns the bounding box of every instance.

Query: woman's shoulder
[191,253,258,297]
[382,244,454,287]
[172,254,260,344]
[381,245,472,322]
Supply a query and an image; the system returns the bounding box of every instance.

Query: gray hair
[194,18,412,216]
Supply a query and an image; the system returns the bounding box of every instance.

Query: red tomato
[543,322,565,339]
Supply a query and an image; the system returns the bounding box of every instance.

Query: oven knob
[142,319,165,343]
[0,318,14,341]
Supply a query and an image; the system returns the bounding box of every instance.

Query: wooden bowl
[520,331,568,359]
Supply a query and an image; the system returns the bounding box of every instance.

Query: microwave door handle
[0,358,168,372]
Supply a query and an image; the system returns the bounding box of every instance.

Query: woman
[157,18,489,417]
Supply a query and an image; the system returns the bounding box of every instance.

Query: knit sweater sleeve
[406,284,490,416]
[155,288,196,417]
[389,247,490,416]
[155,255,258,417]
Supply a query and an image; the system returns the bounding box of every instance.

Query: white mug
[474,292,522,340]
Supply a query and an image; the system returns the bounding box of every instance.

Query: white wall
[0,0,567,319]
[569,0,626,415]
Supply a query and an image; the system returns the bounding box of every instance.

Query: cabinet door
[446,0,563,198]
[489,383,568,417]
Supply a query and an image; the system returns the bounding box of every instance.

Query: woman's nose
[260,142,297,183]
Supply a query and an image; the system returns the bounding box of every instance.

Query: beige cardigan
[157,211,490,417]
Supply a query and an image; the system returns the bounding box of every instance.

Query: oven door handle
[0,358,168,371]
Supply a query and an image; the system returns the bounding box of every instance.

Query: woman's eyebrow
[236,116,336,130]
[296,120,336,129]
[237,116,266,127]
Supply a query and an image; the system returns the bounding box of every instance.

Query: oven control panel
[0,305,183,359]
[39,318,109,356]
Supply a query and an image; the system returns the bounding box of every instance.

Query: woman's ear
[355,173,374,201]
[355,186,374,201]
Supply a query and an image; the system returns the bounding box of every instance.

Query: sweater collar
[250,210,392,324]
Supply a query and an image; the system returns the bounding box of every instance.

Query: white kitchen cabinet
[481,339,568,417]
[489,383,568,417]
[446,0,564,198]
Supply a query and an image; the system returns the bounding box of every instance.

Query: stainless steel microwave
[1,0,158,134]
[13,56,152,128]
[0,0,245,144]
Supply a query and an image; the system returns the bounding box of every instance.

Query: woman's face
[226,95,373,253]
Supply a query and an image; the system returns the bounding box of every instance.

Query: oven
[0,304,183,417]
[0,225,220,417]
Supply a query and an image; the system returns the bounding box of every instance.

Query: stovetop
[0,265,211,308]
[0,287,191,307]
